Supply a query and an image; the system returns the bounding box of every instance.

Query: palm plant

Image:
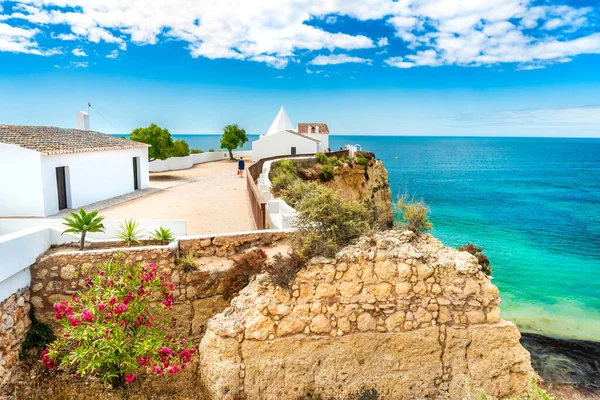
[149,226,174,244]
[62,209,105,251]
[117,219,143,246]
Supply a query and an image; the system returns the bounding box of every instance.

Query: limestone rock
[199,230,534,400]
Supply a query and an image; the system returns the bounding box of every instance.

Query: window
[291,147,297,155]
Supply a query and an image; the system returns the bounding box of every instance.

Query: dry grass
[5,351,210,400]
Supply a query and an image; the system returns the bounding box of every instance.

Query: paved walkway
[100,160,255,235]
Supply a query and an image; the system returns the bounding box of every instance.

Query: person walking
[237,157,246,178]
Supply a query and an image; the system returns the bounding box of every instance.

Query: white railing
[149,150,253,172]
[260,159,303,230]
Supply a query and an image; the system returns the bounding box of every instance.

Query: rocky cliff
[327,158,393,226]
[199,230,534,399]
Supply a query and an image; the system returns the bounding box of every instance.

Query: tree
[220,124,248,160]
[62,209,105,250]
[171,139,190,158]
[130,124,181,161]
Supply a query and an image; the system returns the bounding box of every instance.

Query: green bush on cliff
[394,196,432,235]
[319,165,334,182]
[315,152,328,164]
[293,184,372,258]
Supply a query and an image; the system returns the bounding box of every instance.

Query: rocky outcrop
[327,159,393,226]
[199,230,534,399]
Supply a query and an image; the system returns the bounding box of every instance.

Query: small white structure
[0,125,150,217]
[252,106,330,160]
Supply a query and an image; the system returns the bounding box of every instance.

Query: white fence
[0,219,187,240]
[0,226,78,301]
[260,159,301,230]
[149,150,253,172]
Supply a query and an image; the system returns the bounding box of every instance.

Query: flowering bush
[43,255,196,386]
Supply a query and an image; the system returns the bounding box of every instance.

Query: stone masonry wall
[200,230,534,400]
[180,231,289,258]
[30,231,288,341]
[0,288,30,388]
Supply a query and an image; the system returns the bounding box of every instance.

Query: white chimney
[76,111,90,130]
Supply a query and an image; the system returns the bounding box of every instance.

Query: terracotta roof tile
[297,123,330,135]
[0,125,148,155]
[285,130,321,143]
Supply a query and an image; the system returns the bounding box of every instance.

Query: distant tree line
[129,123,248,161]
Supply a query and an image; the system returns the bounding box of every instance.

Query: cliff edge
[199,229,534,399]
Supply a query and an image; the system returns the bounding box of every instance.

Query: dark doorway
[56,167,68,210]
[132,157,140,190]
[291,147,297,155]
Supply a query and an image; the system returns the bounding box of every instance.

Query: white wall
[0,226,76,301]
[317,134,330,151]
[40,147,149,216]
[0,144,45,217]
[252,131,320,160]
[0,219,187,240]
[149,150,252,172]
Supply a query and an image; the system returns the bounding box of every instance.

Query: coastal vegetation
[41,256,196,387]
[220,123,248,160]
[149,226,174,244]
[62,209,105,250]
[394,196,433,235]
[116,218,143,246]
[130,123,190,160]
[190,148,204,154]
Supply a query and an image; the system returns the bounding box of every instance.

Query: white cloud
[72,48,86,57]
[0,0,598,70]
[106,49,119,59]
[0,22,59,55]
[310,54,372,65]
[72,61,88,68]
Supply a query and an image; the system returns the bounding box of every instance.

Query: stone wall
[199,230,534,399]
[0,287,30,388]
[30,230,288,340]
[180,231,289,258]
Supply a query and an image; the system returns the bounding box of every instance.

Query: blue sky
[0,0,599,137]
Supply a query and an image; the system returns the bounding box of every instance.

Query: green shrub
[394,196,432,235]
[43,256,196,386]
[270,159,296,176]
[62,209,105,251]
[315,152,328,164]
[356,155,369,166]
[294,185,372,258]
[20,306,55,359]
[271,170,299,195]
[264,251,305,290]
[280,180,322,209]
[178,253,197,272]
[190,148,204,154]
[458,244,492,275]
[117,218,143,246]
[208,148,215,152]
[319,165,334,182]
[149,226,174,244]
[170,139,190,157]
[222,249,268,300]
[328,156,343,167]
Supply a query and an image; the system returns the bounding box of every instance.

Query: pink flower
[138,356,150,365]
[97,303,108,311]
[162,297,173,309]
[81,308,94,322]
[68,316,81,327]
[41,348,56,369]
[167,365,179,374]
[98,270,104,276]
[152,365,163,374]
[125,374,136,383]
[120,320,126,327]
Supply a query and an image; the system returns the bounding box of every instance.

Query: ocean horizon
[122,134,600,342]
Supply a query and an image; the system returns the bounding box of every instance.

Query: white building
[0,125,150,217]
[251,107,330,160]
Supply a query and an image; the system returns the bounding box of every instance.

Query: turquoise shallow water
[155,134,600,341]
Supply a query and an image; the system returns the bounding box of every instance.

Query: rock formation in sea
[199,229,534,399]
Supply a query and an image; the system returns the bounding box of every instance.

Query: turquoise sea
[168,134,600,341]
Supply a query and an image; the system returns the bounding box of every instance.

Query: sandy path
[101,160,254,235]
